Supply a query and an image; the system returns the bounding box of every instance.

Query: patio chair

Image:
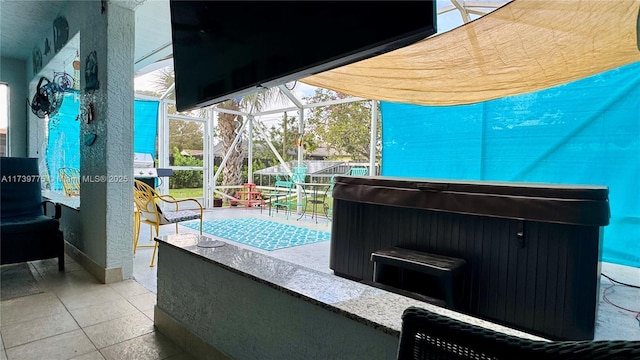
[292,166,308,183]
[58,167,80,196]
[268,166,308,219]
[133,179,203,267]
[348,167,369,176]
[324,166,368,220]
[396,306,640,360]
[230,183,264,208]
[266,175,294,218]
[1,157,65,271]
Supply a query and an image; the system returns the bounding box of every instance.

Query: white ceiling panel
[0,0,173,74]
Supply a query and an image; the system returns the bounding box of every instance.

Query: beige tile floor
[0,256,194,360]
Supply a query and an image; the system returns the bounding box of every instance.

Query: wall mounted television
[169,1,437,112]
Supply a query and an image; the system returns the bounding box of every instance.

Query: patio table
[297,182,331,224]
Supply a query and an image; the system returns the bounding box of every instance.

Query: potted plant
[213,196,223,207]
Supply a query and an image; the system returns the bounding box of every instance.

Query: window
[0,83,8,156]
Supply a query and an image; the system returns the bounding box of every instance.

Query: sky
[134,66,319,129]
[134,72,158,93]
[134,67,317,128]
[134,68,316,100]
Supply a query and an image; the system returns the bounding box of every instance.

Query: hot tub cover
[332,176,610,226]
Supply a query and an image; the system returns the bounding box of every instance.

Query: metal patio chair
[58,167,80,196]
[133,179,203,267]
[268,166,307,219]
[324,166,369,220]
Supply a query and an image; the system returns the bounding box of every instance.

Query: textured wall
[0,56,27,156]
[102,3,135,277]
[77,1,135,279]
[24,0,135,280]
[157,246,400,360]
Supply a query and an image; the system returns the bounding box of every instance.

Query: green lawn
[169,188,203,199]
[265,193,331,216]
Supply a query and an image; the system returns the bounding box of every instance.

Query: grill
[133,153,173,186]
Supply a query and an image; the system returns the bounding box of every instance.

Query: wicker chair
[397,307,640,360]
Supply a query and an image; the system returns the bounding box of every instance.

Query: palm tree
[149,67,175,99]
[217,99,244,192]
[216,89,290,193]
[141,67,291,193]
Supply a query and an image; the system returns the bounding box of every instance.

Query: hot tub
[330,176,610,340]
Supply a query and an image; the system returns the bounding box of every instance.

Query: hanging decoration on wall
[84,133,97,146]
[53,71,75,92]
[53,16,69,54]
[79,90,104,125]
[86,102,96,124]
[72,50,81,90]
[44,38,51,55]
[29,77,65,119]
[32,47,42,75]
[84,51,99,91]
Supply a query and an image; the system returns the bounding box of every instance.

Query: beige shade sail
[301,0,640,106]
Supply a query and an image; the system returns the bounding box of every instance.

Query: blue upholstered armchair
[0,157,65,271]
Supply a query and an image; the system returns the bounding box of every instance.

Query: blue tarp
[46,97,159,190]
[381,61,640,268]
[133,99,159,158]
[46,92,80,191]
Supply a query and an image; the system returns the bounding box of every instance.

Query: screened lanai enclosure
[128,87,378,205]
[41,0,637,271]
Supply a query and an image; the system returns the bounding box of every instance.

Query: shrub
[169,147,203,189]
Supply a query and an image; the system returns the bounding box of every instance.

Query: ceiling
[0,0,173,75]
[0,1,68,61]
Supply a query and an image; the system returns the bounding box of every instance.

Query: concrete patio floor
[133,207,640,341]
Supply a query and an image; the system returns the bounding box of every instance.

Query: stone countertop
[156,233,548,340]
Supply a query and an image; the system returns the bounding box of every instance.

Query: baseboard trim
[64,242,123,284]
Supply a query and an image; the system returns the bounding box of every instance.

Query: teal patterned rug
[181,217,331,251]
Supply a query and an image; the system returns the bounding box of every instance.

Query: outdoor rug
[181,217,331,251]
[1,263,43,301]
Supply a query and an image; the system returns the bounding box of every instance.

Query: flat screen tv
[169,1,437,111]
